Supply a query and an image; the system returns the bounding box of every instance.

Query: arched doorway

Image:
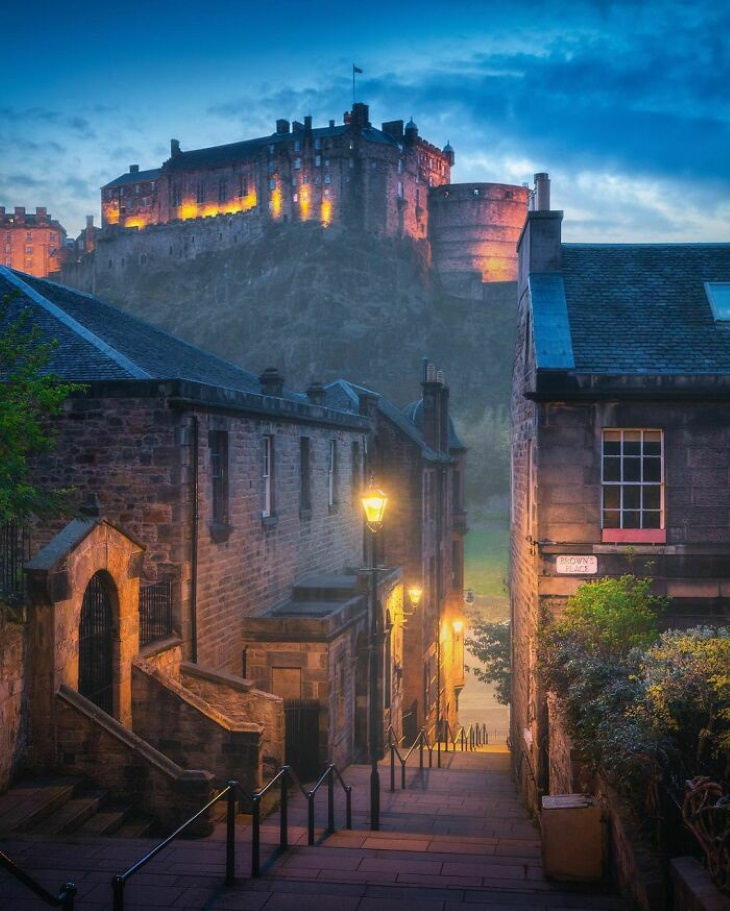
[78,571,115,715]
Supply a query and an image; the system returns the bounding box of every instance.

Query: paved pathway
[1,748,622,910]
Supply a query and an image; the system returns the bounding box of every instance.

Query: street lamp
[361,485,388,831]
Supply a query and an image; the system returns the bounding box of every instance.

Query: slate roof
[102,168,161,189]
[0,267,266,390]
[106,122,401,180]
[325,379,463,459]
[532,244,730,376]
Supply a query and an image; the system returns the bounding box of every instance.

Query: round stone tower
[428,182,530,286]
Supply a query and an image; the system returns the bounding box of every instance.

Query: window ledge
[601,528,666,544]
[208,521,233,543]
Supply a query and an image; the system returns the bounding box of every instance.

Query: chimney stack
[130,164,140,174]
[259,367,285,397]
[306,381,326,405]
[532,172,551,211]
[421,360,450,453]
[170,139,181,157]
[276,119,290,134]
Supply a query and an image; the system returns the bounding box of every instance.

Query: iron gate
[78,572,114,715]
[284,699,321,780]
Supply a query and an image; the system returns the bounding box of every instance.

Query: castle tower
[428,182,530,287]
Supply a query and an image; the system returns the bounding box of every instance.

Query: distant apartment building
[0,206,67,277]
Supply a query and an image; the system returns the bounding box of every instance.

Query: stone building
[324,364,467,742]
[0,206,68,277]
[101,103,451,240]
[91,102,528,287]
[0,264,465,819]
[510,174,730,812]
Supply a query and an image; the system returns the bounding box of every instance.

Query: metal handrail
[112,781,238,910]
[0,851,77,910]
[388,727,440,789]
[306,764,352,846]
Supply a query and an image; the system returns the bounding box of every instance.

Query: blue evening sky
[2,0,728,241]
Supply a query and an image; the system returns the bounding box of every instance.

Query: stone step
[0,777,83,833]
[30,793,105,835]
[113,814,155,838]
[76,806,130,836]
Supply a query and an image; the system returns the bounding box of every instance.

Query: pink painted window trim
[601,528,666,544]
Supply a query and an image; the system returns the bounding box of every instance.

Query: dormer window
[705,282,730,321]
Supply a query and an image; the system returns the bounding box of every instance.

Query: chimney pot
[533,172,550,211]
[171,139,181,157]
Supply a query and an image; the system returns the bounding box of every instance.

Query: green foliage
[540,574,730,817]
[640,627,730,777]
[0,293,82,522]
[465,618,511,705]
[547,574,665,662]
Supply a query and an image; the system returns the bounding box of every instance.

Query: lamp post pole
[368,527,380,830]
[361,485,388,832]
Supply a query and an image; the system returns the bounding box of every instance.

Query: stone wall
[0,612,26,790]
[429,183,529,283]
[56,686,213,833]
[509,267,542,811]
[132,659,265,790]
[30,388,366,676]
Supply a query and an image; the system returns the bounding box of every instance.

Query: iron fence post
[327,770,335,834]
[251,796,261,877]
[112,874,125,911]
[225,781,236,886]
[60,882,77,911]
[345,785,352,829]
[307,792,315,845]
[280,770,288,850]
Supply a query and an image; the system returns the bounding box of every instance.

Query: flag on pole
[353,64,363,74]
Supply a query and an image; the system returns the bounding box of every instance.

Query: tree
[465,618,511,705]
[0,292,81,522]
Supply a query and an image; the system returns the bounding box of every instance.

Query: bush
[540,575,730,823]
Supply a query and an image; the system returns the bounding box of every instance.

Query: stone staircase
[0,775,154,839]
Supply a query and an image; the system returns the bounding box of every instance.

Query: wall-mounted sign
[556,555,598,575]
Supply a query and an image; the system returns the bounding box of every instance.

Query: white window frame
[262,435,275,517]
[601,428,665,543]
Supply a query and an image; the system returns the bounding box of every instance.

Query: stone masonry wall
[132,660,263,790]
[510,277,541,812]
[0,614,25,790]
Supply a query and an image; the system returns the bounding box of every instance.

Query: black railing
[306,764,353,846]
[112,781,238,911]
[247,762,353,875]
[0,850,77,910]
[0,521,30,603]
[139,578,173,646]
[388,728,436,790]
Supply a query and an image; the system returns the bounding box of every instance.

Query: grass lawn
[464,513,509,598]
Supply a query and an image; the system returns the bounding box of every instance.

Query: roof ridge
[1,267,152,380]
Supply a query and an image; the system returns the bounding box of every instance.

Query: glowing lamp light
[361,487,388,532]
[452,619,464,635]
[407,586,423,608]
